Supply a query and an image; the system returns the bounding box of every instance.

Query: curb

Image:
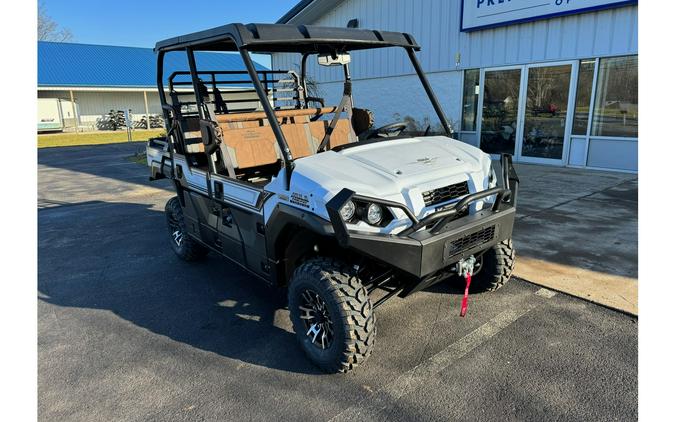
[513,256,638,316]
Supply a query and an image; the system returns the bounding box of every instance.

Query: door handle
[222,208,233,227]
[214,181,224,200]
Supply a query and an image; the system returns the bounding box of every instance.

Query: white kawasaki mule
[147,22,519,373]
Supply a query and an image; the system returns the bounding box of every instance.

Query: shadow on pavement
[38,199,475,375]
[38,200,322,375]
[38,143,175,195]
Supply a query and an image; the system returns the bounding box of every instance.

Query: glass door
[518,63,575,164]
[479,68,522,155]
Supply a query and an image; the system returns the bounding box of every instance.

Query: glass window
[461,69,480,131]
[572,60,596,135]
[521,64,572,159]
[480,69,521,155]
[591,56,638,138]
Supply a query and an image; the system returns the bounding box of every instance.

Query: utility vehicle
[147,23,519,373]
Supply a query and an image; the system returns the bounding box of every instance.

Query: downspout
[69,89,79,134]
[143,90,150,129]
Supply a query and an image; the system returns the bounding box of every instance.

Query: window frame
[589,55,638,139]
[460,68,480,132]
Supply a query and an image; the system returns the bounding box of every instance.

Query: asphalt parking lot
[38,143,637,421]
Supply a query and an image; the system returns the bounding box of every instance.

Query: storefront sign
[461,0,637,32]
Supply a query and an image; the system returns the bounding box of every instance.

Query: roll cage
[155,23,453,188]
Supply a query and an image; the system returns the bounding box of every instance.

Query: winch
[457,256,477,317]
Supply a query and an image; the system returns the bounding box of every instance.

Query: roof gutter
[276,0,315,24]
[276,0,347,25]
[37,86,251,92]
[37,86,158,92]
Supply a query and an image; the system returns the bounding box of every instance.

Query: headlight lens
[366,203,383,225]
[339,200,356,221]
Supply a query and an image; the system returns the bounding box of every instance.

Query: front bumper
[326,154,519,280]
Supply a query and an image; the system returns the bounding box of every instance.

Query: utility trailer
[37,98,77,132]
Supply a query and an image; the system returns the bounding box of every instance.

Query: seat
[214,108,357,171]
[217,125,280,169]
[216,118,317,169]
[306,119,356,150]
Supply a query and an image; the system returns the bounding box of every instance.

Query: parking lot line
[329,302,540,421]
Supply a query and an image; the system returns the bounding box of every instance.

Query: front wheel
[165,197,208,261]
[469,238,515,292]
[288,258,376,373]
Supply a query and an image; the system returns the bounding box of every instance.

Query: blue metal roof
[38,41,267,88]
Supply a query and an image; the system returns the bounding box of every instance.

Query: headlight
[488,164,498,188]
[340,200,356,221]
[366,203,383,225]
[338,198,392,227]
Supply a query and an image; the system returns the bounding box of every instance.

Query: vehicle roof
[154,23,420,53]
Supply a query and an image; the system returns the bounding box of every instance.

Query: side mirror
[318,52,351,66]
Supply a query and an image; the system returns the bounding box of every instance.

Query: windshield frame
[242,45,452,187]
[157,42,452,189]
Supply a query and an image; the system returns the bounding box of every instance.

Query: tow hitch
[457,256,476,317]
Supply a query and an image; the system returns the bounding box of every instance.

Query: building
[37,41,267,131]
[274,0,638,172]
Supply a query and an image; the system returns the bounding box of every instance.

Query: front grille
[447,226,496,256]
[422,181,469,207]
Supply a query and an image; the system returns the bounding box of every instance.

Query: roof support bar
[155,50,175,178]
[238,47,295,189]
[406,48,453,136]
[186,48,207,121]
[187,48,217,180]
[156,51,167,106]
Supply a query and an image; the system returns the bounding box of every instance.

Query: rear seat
[214,109,356,171]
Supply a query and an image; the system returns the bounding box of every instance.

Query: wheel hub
[167,215,183,247]
[172,229,183,246]
[298,289,334,350]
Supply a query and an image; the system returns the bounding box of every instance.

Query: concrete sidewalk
[510,164,638,315]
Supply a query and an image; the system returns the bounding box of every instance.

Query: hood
[264,136,492,225]
[292,136,488,195]
[340,136,484,179]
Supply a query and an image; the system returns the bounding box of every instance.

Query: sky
[41,0,301,67]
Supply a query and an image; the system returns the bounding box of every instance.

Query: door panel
[520,65,572,161]
[210,175,270,279]
[185,191,219,247]
[479,69,521,155]
[214,204,245,263]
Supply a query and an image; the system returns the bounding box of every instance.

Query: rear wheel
[470,239,515,292]
[288,258,376,373]
[165,197,208,261]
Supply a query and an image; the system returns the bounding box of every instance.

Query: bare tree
[38,2,73,42]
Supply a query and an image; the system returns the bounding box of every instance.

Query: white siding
[272,0,637,132]
[312,71,462,129]
[38,90,160,127]
[273,0,638,79]
[38,89,260,129]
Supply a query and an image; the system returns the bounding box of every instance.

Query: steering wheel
[367,122,408,139]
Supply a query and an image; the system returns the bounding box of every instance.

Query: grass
[37,129,166,148]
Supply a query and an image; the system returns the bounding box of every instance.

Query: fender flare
[265,203,335,284]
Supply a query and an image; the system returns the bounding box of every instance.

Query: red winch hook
[457,256,476,317]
